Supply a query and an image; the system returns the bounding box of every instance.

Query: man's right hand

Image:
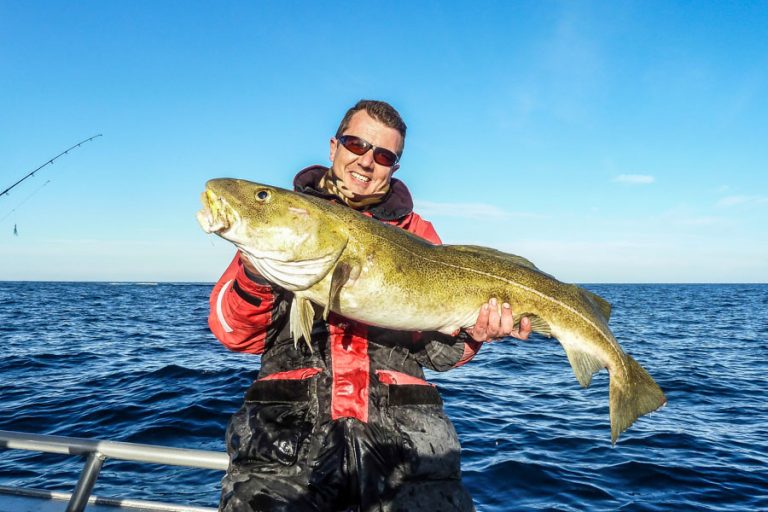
[465,298,531,342]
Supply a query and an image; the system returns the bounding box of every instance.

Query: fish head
[197,178,348,290]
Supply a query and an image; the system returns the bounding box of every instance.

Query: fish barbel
[197,178,666,443]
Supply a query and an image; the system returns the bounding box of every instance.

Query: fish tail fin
[609,355,667,445]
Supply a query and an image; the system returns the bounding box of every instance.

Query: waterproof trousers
[219,374,475,512]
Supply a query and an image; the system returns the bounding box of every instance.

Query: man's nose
[357,148,375,168]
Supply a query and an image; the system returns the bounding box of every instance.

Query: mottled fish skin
[198,178,667,444]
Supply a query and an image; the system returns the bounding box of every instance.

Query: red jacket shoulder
[392,212,442,244]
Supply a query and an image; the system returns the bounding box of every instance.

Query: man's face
[329,110,403,198]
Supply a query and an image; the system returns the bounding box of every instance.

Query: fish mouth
[197,188,236,234]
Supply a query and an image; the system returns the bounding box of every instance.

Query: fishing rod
[0,134,102,198]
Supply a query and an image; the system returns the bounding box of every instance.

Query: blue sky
[1,1,766,283]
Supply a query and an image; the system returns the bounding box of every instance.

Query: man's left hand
[465,298,531,342]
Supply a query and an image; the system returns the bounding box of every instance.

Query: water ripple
[1,282,767,510]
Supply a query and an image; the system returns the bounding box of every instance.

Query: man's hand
[465,298,531,342]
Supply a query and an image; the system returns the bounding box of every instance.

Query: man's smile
[350,171,371,183]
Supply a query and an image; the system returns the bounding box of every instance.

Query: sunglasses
[337,135,400,167]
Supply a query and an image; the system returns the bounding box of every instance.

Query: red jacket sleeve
[208,254,279,354]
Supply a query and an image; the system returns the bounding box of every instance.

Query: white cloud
[657,207,725,228]
[716,195,768,208]
[413,200,546,221]
[612,174,655,185]
[492,236,768,283]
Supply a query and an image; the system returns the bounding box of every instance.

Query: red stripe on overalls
[329,315,369,422]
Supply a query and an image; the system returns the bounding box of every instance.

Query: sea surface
[0,282,766,511]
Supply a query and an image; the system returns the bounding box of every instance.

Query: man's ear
[329,137,338,162]
[391,163,400,174]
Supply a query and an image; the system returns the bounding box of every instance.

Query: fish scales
[197,178,666,444]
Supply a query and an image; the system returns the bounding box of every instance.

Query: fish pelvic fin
[290,296,315,353]
[609,354,667,445]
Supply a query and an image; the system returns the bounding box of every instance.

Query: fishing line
[0,134,102,198]
[1,180,52,224]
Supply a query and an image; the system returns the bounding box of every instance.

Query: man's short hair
[335,100,407,154]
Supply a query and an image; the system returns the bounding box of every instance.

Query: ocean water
[0,282,766,511]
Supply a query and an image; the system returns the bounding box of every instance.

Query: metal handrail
[0,429,228,512]
[0,485,217,512]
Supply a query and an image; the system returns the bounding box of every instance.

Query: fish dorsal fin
[507,254,540,271]
[580,289,612,321]
[289,295,315,352]
[563,346,605,388]
[450,245,541,270]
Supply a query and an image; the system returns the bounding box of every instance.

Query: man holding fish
[208,100,531,511]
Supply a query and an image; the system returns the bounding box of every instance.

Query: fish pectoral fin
[562,346,605,388]
[289,296,315,353]
[324,261,358,320]
[520,314,552,337]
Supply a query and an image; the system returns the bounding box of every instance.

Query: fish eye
[256,190,270,201]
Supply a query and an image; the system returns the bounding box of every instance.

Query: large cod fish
[197,178,666,444]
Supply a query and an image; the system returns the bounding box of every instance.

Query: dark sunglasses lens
[340,135,398,166]
[341,136,368,155]
[373,149,398,167]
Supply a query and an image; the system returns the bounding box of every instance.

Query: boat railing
[0,429,228,512]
